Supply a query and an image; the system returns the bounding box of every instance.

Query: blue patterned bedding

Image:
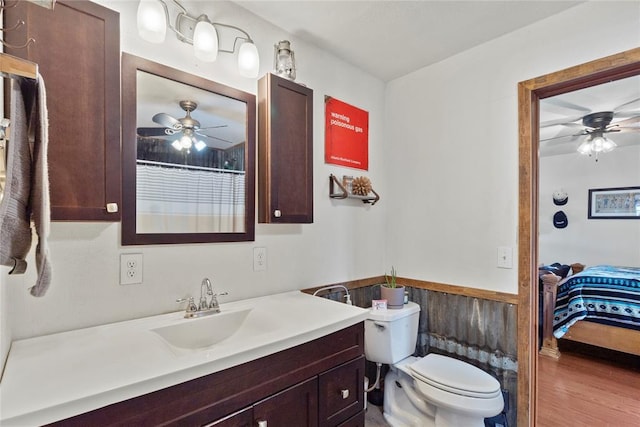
[553,265,640,339]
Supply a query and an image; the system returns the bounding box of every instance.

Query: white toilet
[365,302,504,427]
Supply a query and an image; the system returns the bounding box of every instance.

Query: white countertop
[0,291,368,426]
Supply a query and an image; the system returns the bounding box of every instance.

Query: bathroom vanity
[0,292,368,426]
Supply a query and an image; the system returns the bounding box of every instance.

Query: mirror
[121,53,256,245]
[517,47,640,425]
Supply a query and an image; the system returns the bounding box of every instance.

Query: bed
[540,264,640,358]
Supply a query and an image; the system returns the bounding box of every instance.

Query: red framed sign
[324,96,369,170]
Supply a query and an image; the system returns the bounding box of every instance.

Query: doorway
[516,47,640,426]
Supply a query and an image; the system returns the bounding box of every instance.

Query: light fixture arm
[211,22,253,53]
[159,0,253,51]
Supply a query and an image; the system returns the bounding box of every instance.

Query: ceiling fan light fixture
[194,140,207,151]
[193,17,219,62]
[238,41,260,78]
[137,0,167,43]
[577,134,617,157]
[171,140,183,151]
[179,135,192,149]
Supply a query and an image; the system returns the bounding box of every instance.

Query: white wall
[385,1,640,293]
[1,0,387,356]
[539,145,640,267]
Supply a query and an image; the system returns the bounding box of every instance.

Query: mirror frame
[517,47,640,426]
[121,53,256,245]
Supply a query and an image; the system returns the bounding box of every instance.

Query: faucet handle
[209,292,228,309]
[176,297,198,313]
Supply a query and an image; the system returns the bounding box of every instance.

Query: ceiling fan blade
[540,132,585,143]
[613,96,640,112]
[152,112,183,130]
[198,124,228,131]
[197,132,235,144]
[542,97,591,113]
[539,116,584,129]
[137,127,171,137]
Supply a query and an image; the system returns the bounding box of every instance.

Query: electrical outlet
[120,253,143,285]
[497,246,513,269]
[253,247,267,271]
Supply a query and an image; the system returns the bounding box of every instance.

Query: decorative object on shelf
[136,0,259,78]
[381,266,405,309]
[351,176,371,196]
[329,174,379,205]
[588,186,640,219]
[274,40,296,81]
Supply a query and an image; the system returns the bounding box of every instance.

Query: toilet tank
[364,301,420,364]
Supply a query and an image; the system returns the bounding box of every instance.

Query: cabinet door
[5,0,121,221]
[319,356,365,427]
[258,73,313,223]
[253,377,318,427]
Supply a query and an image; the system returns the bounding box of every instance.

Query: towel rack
[0,52,37,80]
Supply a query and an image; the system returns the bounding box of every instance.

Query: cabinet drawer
[337,411,365,427]
[319,356,365,427]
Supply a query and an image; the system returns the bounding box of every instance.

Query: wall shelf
[329,174,380,205]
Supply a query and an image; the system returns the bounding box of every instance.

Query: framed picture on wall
[588,186,640,219]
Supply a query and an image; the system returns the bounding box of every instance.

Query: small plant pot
[380,285,405,309]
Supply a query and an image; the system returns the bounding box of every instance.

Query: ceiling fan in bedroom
[137,100,232,152]
[540,97,640,161]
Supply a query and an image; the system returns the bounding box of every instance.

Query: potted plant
[381,266,405,309]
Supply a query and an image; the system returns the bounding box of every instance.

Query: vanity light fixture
[136,0,260,78]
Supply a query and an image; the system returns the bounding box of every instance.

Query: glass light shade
[577,134,617,156]
[238,41,260,78]
[180,135,192,149]
[171,140,183,151]
[193,20,219,62]
[194,140,207,151]
[137,0,166,43]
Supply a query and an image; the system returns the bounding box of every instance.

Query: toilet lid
[409,354,501,399]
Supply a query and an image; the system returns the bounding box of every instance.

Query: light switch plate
[497,246,513,269]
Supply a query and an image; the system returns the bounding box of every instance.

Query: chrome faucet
[176,277,228,318]
[200,278,214,310]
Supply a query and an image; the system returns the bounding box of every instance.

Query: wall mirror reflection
[121,53,256,245]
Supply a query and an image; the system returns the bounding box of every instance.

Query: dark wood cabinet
[258,73,313,223]
[4,0,121,221]
[49,323,365,427]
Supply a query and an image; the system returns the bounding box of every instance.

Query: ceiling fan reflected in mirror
[138,100,231,152]
[540,96,640,160]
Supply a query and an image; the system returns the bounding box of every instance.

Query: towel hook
[0,1,37,50]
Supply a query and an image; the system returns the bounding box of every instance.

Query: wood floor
[537,342,640,427]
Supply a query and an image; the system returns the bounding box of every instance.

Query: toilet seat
[409,354,501,399]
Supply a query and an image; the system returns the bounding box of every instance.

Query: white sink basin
[151,308,252,350]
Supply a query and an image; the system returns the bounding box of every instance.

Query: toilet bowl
[365,302,504,427]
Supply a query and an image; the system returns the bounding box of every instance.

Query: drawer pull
[341,388,350,399]
[257,421,267,427]
[274,209,282,217]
